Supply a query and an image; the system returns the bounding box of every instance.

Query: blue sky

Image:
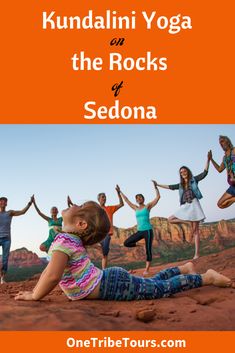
[0,124,234,256]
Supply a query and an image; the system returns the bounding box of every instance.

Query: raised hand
[67,195,73,207]
[151,180,158,188]
[115,184,121,193]
[208,150,212,160]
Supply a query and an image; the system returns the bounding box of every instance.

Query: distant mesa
[88,217,235,264]
[1,217,235,268]
[0,247,45,268]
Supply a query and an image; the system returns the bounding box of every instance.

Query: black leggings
[124,229,153,261]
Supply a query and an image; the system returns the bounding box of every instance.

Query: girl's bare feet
[179,262,196,275]
[203,269,232,287]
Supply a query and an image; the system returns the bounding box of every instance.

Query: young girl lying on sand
[15,202,232,302]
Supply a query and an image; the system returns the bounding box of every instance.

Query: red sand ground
[0,248,235,331]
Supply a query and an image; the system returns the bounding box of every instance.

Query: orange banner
[1,0,234,123]
[0,331,234,353]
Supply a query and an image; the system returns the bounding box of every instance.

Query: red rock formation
[2,218,235,267]
[97,217,235,264]
[7,248,44,267]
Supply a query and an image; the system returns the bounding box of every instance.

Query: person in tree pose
[208,135,235,209]
[156,155,210,260]
[119,181,160,275]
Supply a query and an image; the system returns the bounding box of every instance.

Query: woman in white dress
[155,155,210,260]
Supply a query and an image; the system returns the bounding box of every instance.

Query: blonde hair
[75,201,110,246]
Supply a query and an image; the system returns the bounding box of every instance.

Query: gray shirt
[0,211,12,239]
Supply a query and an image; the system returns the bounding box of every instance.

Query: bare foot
[0,277,6,285]
[143,270,150,276]
[179,262,196,275]
[205,269,232,287]
[192,255,199,260]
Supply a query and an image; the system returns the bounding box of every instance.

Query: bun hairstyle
[75,201,110,246]
[50,206,58,212]
[135,194,145,202]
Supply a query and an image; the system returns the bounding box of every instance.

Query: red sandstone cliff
[88,217,235,264]
[2,218,235,268]
[6,247,44,267]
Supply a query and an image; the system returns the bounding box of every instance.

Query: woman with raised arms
[155,154,210,260]
[33,197,63,253]
[119,181,160,276]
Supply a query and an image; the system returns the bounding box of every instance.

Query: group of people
[0,136,234,303]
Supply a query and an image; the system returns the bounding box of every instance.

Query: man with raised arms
[0,195,34,284]
[67,186,124,269]
[97,185,124,269]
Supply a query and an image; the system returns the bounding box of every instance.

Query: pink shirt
[49,233,102,300]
